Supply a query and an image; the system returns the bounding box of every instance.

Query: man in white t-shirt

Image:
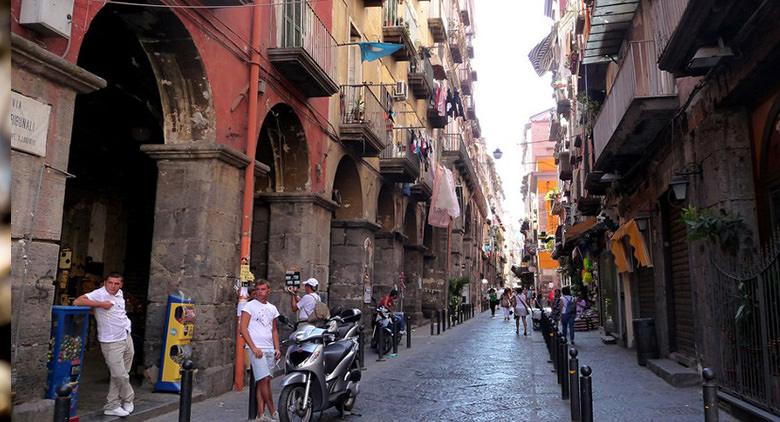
[288,278,321,321]
[240,280,280,421]
[73,272,135,417]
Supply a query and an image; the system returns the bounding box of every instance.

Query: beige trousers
[100,336,135,410]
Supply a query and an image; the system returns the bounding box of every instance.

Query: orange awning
[563,217,598,244]
[609,219,652,273]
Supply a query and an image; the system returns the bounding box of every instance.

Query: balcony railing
[340,84,391,156]
[379,129,421,182]
[651,0,689,59]
[448,24,465,64]
[442,132,477,189]
[593,40,677,169]
[427,0,450,43]
[408,56,434,98]
[458,66,472,95]
[268,0,338,97]
[382,0,418,60]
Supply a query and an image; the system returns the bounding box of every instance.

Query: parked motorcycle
[369,306,403,355]
[277,312,362,422]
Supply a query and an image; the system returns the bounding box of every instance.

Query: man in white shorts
[240,280,281,421]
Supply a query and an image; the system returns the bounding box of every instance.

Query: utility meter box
[19,0,74,38]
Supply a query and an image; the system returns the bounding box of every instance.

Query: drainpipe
[234,0,263,391]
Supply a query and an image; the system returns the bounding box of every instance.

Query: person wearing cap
[288,278,321,322]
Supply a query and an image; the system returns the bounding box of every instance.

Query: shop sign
[10,92,51,157]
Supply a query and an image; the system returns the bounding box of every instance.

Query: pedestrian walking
[550,288,562,331]
[488,288,498,318]
[513,287,532,335]
[240,280,281,421]
[499,288,512,321]
[560,286,576,344]
[73,273,135,417]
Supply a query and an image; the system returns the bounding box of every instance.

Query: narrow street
[145,312,729,422]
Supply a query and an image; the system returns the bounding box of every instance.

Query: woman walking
[560,286,576,344]
[488,288,498,318]
[513,287,532,335]
[549,289,562,332]
[499,288,512,321]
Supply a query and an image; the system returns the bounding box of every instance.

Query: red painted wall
[11,0,334,193]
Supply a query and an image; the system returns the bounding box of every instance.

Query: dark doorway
[662,197,695,358]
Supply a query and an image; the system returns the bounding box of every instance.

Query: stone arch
[257,104,311,192]
[81,5,216,143]
[377,184,395,231]
[332,156,364,220]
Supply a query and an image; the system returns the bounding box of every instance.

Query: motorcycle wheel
[279,384,312,422]
[382,332,393,355]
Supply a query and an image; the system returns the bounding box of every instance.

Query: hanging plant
[680,206,750,256]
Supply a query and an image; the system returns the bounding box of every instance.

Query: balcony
[458,66,472,95]
[380,130,421,182]
[340,84,391,156]
[442,133,477,190]
[592,41,677,172]
[382,0,418,61]
[464,95,476,120]
[427,97,447,128]
[408,56,434,99]
[268,0,338,97]
[448,26,465,64]
[651,0,689,61]
[427,0,449,43]
[411,160,434,200]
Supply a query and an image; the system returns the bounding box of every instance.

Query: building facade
[531,0,780,418]
[10,0,500,419]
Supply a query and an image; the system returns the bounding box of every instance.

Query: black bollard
[552,331,560,373]
[569,348,580,421]
[580,366,593,422]
[436,310,441,335]
[179,360,194,422]
[430,314,435,336]
[53,384,72,422]
[376,323,386,362]
[702,368,719,422]
[560,337,569,399]
[391,316,398,355]
[444,308,449,331]
[406,314,411,349]
[247,368,257,420]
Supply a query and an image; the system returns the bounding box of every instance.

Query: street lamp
[493,148,503,159]
[669,176,688,201]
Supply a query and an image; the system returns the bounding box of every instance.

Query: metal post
[391,316,398,355]
[179,360,194,422]
[376,323,385,361]
[444,308,448,331]
[406,314,411,349]
[247,368,257,420]
[436,310,441,335]
[703,368,719,422]
[552,330,559,373]
[53,384,72,422]
[569,348,580,421]
[560,337,569,398]
[580,366,593,422]
[430,314,435,336]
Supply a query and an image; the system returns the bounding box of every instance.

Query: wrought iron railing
[380,130,421,173]
[340,84,391,144]
[712,232,780,415]
[429,0,451,22]
[592,40,676,160]
[383,0,419,43]
[410,56,434,86]
[269,0,337,81]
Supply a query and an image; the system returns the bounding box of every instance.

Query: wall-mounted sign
[10,92,51,157]
[285,271,301,287]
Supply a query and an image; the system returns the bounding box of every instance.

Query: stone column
[257,192,336,314]
[403,244,425,322]
[328,219,381,319]
[141,143,251,396]
[422,227,449,317]
[450,228,464,278]
[373,231,405,299]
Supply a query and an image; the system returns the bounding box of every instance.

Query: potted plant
[351,95,365,122]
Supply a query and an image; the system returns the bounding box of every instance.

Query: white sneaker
[122,402,134,413]
[104,407,130,417]
[270,411,280,421]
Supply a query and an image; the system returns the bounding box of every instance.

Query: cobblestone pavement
[148,312,736,422]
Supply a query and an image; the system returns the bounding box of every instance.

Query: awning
[560,217,599,255]
[582,0,639,64]
[610,219,652,273]
[528,24,557,76]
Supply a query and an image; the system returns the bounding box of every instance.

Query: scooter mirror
[278,315,289,325]
[327,320,339,333]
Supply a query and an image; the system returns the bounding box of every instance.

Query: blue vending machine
[46,306,91,421]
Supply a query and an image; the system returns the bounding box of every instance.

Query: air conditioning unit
[393,81,408,101]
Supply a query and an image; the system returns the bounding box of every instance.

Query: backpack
[307,294,331,322]
[563,295,576,315]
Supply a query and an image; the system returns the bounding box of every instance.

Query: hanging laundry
[452,90,465,118]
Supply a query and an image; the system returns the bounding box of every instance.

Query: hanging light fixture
[669,176,688,201]
[492,148,503,159]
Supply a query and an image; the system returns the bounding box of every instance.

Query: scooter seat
[323,340,351,373]
[336,323,354,339]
